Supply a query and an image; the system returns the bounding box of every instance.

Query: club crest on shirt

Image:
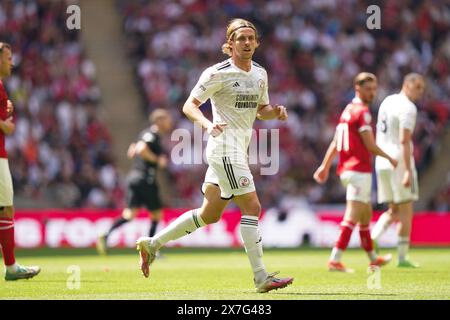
[258,79,265,89]
[142,132,155,143]
[239,176,251,188]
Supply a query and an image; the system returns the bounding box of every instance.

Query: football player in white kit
[371,73,425,268]
[136,18,293,293]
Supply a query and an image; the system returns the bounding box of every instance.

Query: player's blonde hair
[353,72,377,86]
[221,18,259,56]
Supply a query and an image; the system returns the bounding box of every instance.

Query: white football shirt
[190,58,269,163]
[375,92,417,170]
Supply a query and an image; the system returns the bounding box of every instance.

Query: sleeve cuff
[358,125,372,132]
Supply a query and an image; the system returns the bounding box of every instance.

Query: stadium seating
[0,0,123,208]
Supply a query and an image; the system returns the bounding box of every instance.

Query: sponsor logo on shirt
[234,94,258,109]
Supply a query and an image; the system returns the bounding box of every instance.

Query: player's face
[0,48,13,78]
[357,80,377,104]
[231,28,258,60]
[407,80,426,102]
[157,115,173,134]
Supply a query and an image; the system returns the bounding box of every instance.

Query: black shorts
[126,178,162,211]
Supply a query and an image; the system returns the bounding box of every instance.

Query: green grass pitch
[1,247,450,300]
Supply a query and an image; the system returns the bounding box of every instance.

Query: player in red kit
[314,72,397,272]
[0,42,40,280]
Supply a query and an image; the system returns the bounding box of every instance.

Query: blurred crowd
[428,172,450,213]
[118,0,449,210]
[1,0,123,208]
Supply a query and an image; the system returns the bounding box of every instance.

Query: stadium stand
[0,0,123,208]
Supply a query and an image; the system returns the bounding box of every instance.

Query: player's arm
[182,96,227,137]
[256,104,288,121]
[130,141,168,168]
[313,137,338,184]
[7,100,14,117]
[0,116,15,135]
[400,128,413,187]
[359,130,397,167]
[398,107,416,187]
[131,141,158,163]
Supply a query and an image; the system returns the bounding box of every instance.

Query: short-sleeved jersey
[0,80,9,159]
[190,58,269,163]
[129,127,163,183]
[375,93,417,170]
[336,97,373,175]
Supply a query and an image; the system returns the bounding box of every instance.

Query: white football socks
[398,236,410,262]
[371,211,391,241]
[240,215,268,284]
[152,209,206,249]
[330,247,342,262]
[5,263,19,273]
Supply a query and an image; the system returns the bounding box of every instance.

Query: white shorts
[339,171,372,204]
[0,158,13,207]
[201,156,255,199]
[376,166,419,204]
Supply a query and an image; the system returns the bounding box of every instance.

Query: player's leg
[0,206,40,280]
[145,184,164,238]
[148,209,161,238]
[148,165,229,244]
[233,191,293,293]
[152,183,227,246]
[136,183,229,277]
[358,203,392,267]
[372,169,397,242]
[359,203,377,262]
[97,207,138,255]
[371,204,398,242]
[328,171,363,272]
[0,160,40,280]
[147,209,163,258]
[396,201,419,267]
[328,200,358,272]
[233,191,266,282]
[0,207,16,273]
[98,180,143,254]
[394,168,419,267]
[109,208,138,238]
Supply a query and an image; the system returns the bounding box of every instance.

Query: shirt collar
[399,91,412,103]
[352,96,362,104]
[229,58,253,74]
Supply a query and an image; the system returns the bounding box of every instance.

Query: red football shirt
[0,80,9,158]
[336,97,373,175]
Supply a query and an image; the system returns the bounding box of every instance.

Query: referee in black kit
[97,109,173,255]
